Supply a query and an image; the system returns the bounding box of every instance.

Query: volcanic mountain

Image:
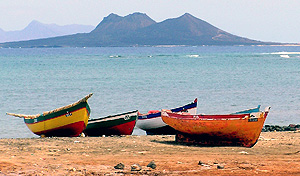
[0,12,271,47]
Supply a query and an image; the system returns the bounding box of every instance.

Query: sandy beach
[0,131,299,175]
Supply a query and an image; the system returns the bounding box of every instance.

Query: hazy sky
[1,0,299,43]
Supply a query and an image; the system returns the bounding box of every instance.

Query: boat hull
[24,101,90,137]
[84,110,138,136]
[162,108,270,147]
[136,99,197,135]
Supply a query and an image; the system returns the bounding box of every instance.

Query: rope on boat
[6,93,93,119]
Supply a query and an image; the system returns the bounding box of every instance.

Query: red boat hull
[104,120,137,135]
[34,121,86,137]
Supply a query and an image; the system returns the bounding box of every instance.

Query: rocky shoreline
[262,124,300,132]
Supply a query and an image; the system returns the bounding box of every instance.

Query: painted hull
[8,93,93,137]
[84,110,138,136]
[136,98,197,135]
[161,107,270,147]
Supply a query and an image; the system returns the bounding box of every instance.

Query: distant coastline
[0,20,94,43]
[1,44,300,49]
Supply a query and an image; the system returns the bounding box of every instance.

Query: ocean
[1,46,299,138]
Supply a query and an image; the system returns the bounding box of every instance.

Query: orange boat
[161,106,271,147]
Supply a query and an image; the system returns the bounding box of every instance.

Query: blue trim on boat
[171,101,197,112]
[138,99,197,120]
[231,105,261,114]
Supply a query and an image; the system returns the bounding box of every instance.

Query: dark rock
[289,124,296,128]
[262,124,300,132]
[131,164,142,171]
[114,163,125,170]
[147,160,156,169]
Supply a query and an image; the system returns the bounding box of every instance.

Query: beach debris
[147,160,156,169]
[239,151,249,155]
[138,151,147,155]
[217,165,224,169]
[69,167,77,172]
[198,161,211,167]
[80,133,85,137]
[198,161,205,165]
[114,163,125,170]
[131,164,142,171]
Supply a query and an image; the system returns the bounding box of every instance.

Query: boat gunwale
[6,93,93,119]
[162,106,271,121]
[138,98,197,120]
[24,104,90,124]
[164,113,252,121]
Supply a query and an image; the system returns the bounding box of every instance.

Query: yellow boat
[7,93,92,137]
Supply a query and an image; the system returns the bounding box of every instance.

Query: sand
[0,131,299,175]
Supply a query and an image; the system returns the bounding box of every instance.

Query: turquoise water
[1,46,300,138]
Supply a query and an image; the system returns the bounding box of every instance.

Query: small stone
[114,163,125,170]
[131,164,142,171]
[217,165,224,169]
[147,160,156,169]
